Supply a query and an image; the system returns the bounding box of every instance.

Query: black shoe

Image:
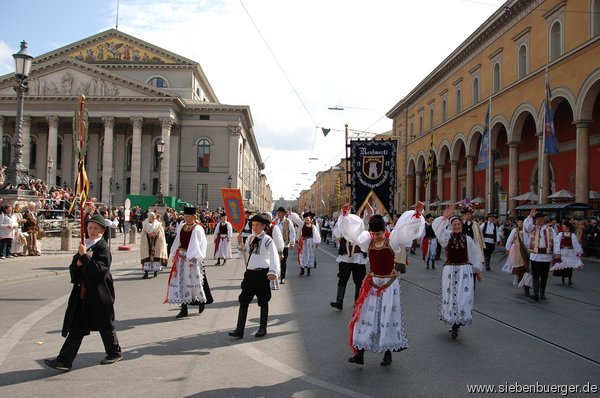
[485,265,491,271]
[255,328,267,338]
[568,280,573,286]
[44,358,71,372]
[142,271,149,279]
[299,268,305,276]
[307,268,311,276]
[450,324,459,339]
[432,263,436,270]
[153,271,158,278]
[380,351,392,366]
[216,260,221,266]
[223,260,227,265]
[228,329,244,339]
[198,303,205,313]
[330,301,343,310]
[280,279,285,284]
[530,295,539,302]
[540,293,546,300]
[175,305,188,318]
[348,350,364,365]
[100,353,123,365]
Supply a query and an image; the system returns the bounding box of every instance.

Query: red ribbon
[163,251,179,303]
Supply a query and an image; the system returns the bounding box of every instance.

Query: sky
[0,0,507,201]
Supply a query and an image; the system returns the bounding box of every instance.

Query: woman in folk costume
[504,216,531,297]
[551,220,583,286]
[140,212,168,279]
[432,205,484,339]
[166,207,213,319]
[214,212,233,265]
[289,212,321,276]
[337,202,425,366]
[422,213,438,269]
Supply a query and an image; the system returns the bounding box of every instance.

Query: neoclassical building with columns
[387,0,600,216]
[0,29,272,211]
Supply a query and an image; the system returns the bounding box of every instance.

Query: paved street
[1,236,599,397]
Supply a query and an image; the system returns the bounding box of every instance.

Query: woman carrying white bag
[504,216,532,297]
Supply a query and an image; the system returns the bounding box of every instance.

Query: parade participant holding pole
[337,202,425,366]
[44,214,122,371]
[229,213,280,339]
[523,209,556,302]
[433,205,484,339]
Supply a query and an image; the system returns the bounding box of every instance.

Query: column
[575,121,590,204]
[46,116,59,186]
[21,116,31,171]
[101,117,115,203]
[487,146,496,213]
[0,116,4,167]
[508,143,519,216]
[160,117,173,197]
[425,172,432,211]
[130,117,143,195]
[436,165,444,201]
[450,160,458,203]
[466,155,475,199]
[415,171,422,203]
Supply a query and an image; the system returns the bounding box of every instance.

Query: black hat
[88,214,106,228]
[183,207,196,215]
[517,215,525,221]
[486,212,497,218]
[461,207,473,214]
[220,212,227,217]
[533,212,546,219]
[302,212,312,219]
[250,213,271,225]
[276,206,286,213]
[425,213,433,219]
[368,215,386,232]
[244,209,252,214]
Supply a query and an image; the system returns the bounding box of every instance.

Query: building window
[2,136,11,167]
[126,177,131,194]
[455,89,462,114]
[197,138,210,172]
[126,138,132,171]
[472,77,480,104]
[29,136,37,170]
[549,21,562,61]
[410,119,414,139]
[493,63,501,93]
[442,100,447,122]
[594,0,600,37]
[419,114,423,135]
[152,178,159,195]
[197,183,208,206]
[429,108,434,131]
[517,44,528,79]
[56,136,62,170]
[148,77,168,88]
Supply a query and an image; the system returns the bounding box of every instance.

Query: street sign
[125,209,130,222]
[125,198,131,210]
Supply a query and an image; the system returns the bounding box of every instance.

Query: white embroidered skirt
[167,253,206,304]
[300,238,317,268]
[550,248,583,270]
[438,264,475,326]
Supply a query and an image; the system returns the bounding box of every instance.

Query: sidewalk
[0,232,141,284]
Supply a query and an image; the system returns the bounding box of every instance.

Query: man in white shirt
[480,212,501,271]
[229,213,280,339]
[523,209,556,302]
[274,207,296,284]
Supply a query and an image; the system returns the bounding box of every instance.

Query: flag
[423,136,434,188]
[322,128,331,137]
[335,177,341,206]
[476,98,491,171]
[544,64,559,154]
[220,188,246,233]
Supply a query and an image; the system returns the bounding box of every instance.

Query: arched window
[29,136,37,170]
[594,0,600,37]
[493,63,501,93]
[472,77,479,104]
[442,100,447,122]
[197,138,210,172]
[518,44,528,79]
[455,89,462,114]
[550,21,562,61]
[2,136,11,167]
[56,136,63,170]
[410,120,414,139]
[125,137,132,171]
[148,77,168,88]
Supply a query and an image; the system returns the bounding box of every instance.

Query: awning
[514,202,590,211]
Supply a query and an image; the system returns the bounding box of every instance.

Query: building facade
[387,0,600,216]
[0,29,272,212]
[297,160,347,216]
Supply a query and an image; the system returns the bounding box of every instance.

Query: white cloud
[0,41,15,76]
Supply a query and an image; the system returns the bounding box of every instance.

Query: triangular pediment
[35,29,197,67]
[0,58,173,98]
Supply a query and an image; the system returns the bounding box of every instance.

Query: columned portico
[436,165,444,201]
[0,116,5,166]
[46,116,59,186]
[450,160,458,203]
[508,143,519,215]
[575,121,591,204]
[159,117,173,195]
[466,155,475,199]
[130,117,143,195]
[21,116,31,171]
[101,116,115,202]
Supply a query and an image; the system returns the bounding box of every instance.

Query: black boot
[255,305,268,337]
[198,302,205,314]
[153,271,158,278]
[143,271,149,279]
[307,268,311,276]
[568,277,573,286]
[330,286,346,310]
[561,277,565,285]
[299,268,305,276]
[426,261,430,269]
[216,259,221,266]
[223,259,227,266]
[229,305,248,339]
[348,349,364,365]
[450,324,460,339]
[524,286,530,297]
[175,304,188,319]
[432,261,436,270]
[380,350,392,366]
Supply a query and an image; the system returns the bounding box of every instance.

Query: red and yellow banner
[220,188,245,233]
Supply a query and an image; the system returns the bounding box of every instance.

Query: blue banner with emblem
[350,139,397,214]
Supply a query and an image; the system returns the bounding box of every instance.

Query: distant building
[0,29,272,211]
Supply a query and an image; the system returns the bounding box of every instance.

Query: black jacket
[62,238,116,337]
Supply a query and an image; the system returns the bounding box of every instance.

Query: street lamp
[228,175,232,188]
[154,137,166,206]
[4,41,33,189]
[46,156,53,185]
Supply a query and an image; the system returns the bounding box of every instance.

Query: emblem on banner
[362,156,384,180]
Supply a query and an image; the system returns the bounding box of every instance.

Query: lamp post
[154,137,166,206]
[5,41,33,189]
[228,175,232,188]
